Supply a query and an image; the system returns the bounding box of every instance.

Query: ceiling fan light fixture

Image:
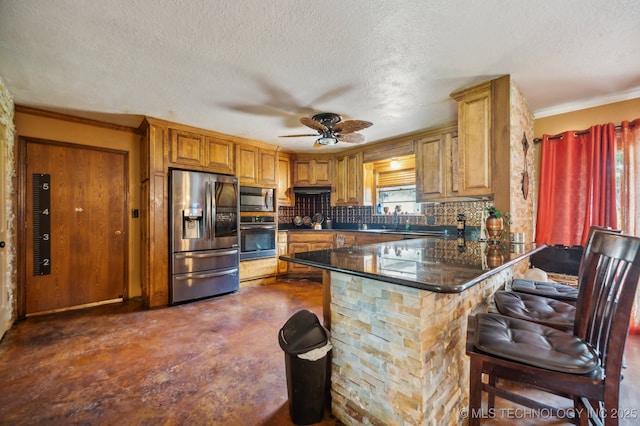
[317,136,338,145]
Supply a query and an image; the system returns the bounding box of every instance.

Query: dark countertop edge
[279,244,547,293]
[278,226,480,239]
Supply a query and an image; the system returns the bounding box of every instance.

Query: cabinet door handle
[114,230,123,236]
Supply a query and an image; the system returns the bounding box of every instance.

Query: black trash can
[278,310,331,425]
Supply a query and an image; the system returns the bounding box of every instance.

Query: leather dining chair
[466,230,640,425]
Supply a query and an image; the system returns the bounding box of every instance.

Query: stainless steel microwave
[239,186,275,212]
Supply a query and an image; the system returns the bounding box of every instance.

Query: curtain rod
[533,122,636,144]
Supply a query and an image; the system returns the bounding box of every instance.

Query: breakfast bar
[281,237,543,426]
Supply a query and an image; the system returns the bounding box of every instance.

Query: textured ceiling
[1,0,640,152]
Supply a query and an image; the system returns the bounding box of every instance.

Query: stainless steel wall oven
[239,215,277,260]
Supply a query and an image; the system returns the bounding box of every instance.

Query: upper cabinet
[292,155,333,186]
[450,81,493,197]
[277,152,292,207]
[450,76,511,200]
[415,126,458,201]
[169,128,235,175]
[333,151,372,206]
[236,143,277,187]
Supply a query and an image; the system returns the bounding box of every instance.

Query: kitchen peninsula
[280,237,543,425]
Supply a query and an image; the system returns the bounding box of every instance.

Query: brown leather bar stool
[494,226,619,330]
[466,231,640,425]
[509,226,618,304]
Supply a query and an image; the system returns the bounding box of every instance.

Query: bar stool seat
[472,313,599,374]
[493,290,575,331]
[511,278,579,303]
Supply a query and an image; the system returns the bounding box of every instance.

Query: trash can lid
[278,310,329,354]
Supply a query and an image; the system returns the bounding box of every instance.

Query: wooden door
[24,139,128,315]
[258,149,277,186]
[277,153,292,207]
[416,134,445,201]
[236,144,258,185]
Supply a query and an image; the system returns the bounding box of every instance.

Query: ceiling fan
[280,112,373,149]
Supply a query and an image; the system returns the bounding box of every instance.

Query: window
[371,155,419,215]
[377,186,420,215]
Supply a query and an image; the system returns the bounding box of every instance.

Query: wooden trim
[15,105,143,134]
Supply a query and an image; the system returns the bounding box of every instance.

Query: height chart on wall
[32,173,51,275]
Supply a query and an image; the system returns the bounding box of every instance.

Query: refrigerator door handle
[174,268,239,281]
[174,250,238,259]
[205,180,211,239]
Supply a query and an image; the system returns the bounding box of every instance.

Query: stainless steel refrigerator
[169,169,240,304]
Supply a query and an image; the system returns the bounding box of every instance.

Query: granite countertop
[280,237,544,293]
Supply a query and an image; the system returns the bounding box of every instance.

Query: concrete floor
[0,279,638,425]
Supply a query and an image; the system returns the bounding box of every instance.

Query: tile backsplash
[279,194,491,228]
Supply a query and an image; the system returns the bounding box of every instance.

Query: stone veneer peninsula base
[327,268,514,425]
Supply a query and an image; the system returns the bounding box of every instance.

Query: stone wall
[0,77,16,330]
[509,82,536,243]
[329,266,516,425]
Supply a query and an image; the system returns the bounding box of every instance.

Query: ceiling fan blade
[279,133,318,138]
[301,117,328,132]
[333,120,372,134]
[337,133,365,144]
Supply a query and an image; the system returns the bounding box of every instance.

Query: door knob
[0,241,4,248]
[114,230,123,236]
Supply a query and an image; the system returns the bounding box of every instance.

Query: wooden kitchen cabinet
[415,125,459,201]
[451,81,493,197]
[333,151,372,206]
[277,152,292,207]
[277,231,288,274]
[286,232,334,276]
[239,257,277,287]
[168,128,235,174]
[236,143,277,186]
[139,118,170,308]
[292,155,333,186]
[355,233,404,245]
[334,231,357,248]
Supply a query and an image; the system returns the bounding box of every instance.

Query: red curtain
[535,124,617,246]
[621,119,640,333]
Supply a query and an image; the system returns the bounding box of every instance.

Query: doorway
[19,138,128,316]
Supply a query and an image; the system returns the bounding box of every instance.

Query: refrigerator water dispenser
[182,205,203,239]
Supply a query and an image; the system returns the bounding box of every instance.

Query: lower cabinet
[239,257,278,287]
[355,233,404,245]
[277,231,288,275]
[241,230,415,282]
[284,231,405,277]
[335,232,357,248]
[286,232,335,276]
